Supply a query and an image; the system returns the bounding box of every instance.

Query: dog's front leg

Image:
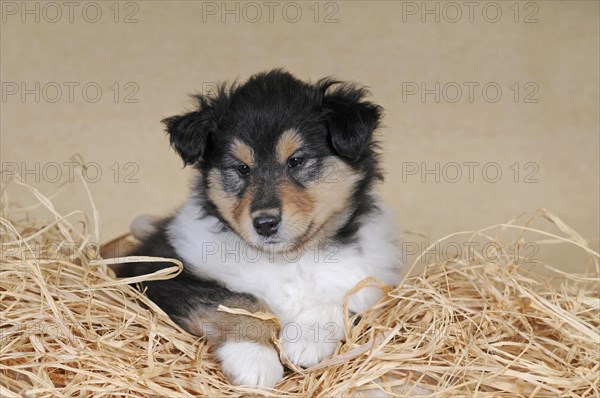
[158,279,283,387]
[135,273,284,388]
[280,304,345,368]
[174,290,284,388]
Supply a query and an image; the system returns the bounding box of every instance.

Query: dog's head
[163,69,383,252]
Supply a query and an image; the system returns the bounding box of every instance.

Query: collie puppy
[116,69,402,388]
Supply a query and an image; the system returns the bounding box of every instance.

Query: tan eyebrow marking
[276,129,303,164]
[231,139,255,167]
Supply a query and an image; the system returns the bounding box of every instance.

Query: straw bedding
[1,174,598,397]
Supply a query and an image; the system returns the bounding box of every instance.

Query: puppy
[116,70,402,388]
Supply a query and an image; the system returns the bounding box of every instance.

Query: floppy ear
[162,97,216,166]
[321,84,382,162]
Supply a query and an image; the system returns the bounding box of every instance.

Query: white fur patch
[281,304,345,367]
[216,342,283,388]
[168,198,402,367]
[130,214,161,240]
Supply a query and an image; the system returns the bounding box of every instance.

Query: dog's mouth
[262,238,283,245]
[244,220,320,254]
[249,234,301,253]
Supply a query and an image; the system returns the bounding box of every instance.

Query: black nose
[253,215,281,237]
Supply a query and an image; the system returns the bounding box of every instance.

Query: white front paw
[281,309,345,368]
[216,342,283,388]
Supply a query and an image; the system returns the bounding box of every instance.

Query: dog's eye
[287,157,304,168]
[237,164,251,176]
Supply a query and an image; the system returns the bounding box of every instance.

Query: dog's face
[163,70,382,252]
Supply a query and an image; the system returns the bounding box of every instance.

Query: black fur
[140,274,245,332]
[163,69,383,242]
[120,217,260,331]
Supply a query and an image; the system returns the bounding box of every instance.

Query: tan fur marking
[278,156,362,251]
[301,157,361,244]
[279,180,314,215]
[276,129,303,164]
[181,296,277,348]
[207,170,237,226]
[231,139,255,167]
[232,186,253,228]
[207,169,255,242]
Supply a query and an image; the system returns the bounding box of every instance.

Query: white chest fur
[167,199,403,323]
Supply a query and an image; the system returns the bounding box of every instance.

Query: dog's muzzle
[252,214,281,237]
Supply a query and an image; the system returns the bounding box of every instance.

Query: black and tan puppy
[117,70,402,387]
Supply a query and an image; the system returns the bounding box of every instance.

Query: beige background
[1,1,598,271]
